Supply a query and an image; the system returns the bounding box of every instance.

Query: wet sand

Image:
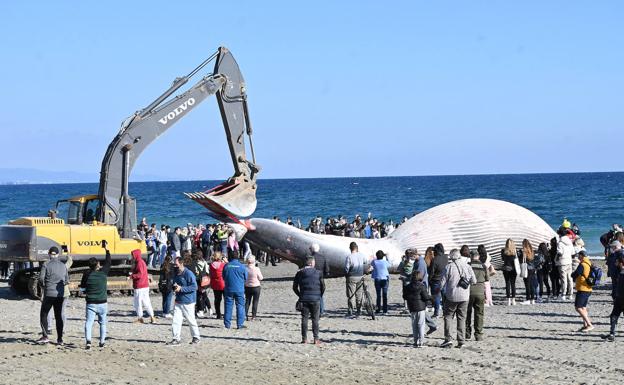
[0,262,622,385]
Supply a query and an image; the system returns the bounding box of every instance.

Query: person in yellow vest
[571,251,593,332]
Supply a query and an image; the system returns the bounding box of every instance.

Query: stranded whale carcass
[243,198,556,275]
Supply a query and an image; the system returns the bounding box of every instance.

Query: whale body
[243,198,557,276]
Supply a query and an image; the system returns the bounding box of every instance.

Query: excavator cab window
[83,199,100,224]
[56,200,82,225]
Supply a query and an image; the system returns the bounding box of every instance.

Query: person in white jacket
[556,230,575,300]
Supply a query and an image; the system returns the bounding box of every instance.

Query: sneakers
[164,314,173,319]
[99,342,106,348]
[56,339,64,346]
[166,339,180,346]
[37,336,50,344]
[602,334,615,342]
[85,341,92,350]
[521,300,531,305]
[150,316,157,324]
[197,311,205,318]
[190,338,200,345]
[456,342,464,349]
[134,318,144,324]
[209,308,213,317]
[300,339,307,344]
[313,339,322,345]
[440,340,453,348]
[426,327,437,336]
[511,298,517,306]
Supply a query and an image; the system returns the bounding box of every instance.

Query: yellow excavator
[0,47,259,297]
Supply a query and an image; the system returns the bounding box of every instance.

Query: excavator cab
[55,195,102,225]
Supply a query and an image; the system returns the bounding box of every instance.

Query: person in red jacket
[128,249,156,324]
[209,251,227,319]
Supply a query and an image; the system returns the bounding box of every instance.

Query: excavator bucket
[185,176,257,219]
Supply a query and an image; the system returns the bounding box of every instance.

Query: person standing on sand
[430,243,447,318]
[556,229,575,301]
[477,245,495,307]
[244,255,263,321]
[80,241,112,349]
[158,255,175,318]
[210,251,227,319]
[603,252,624,342]
[167,256,200,345]
[440,249,476,349]
[466,251,488,341]
[37,246,69,345]
[571,251,594,332]
[310,243,329,316]
[223,250,248,329]
[293,256,325,345]
[344,242,367,317]
[501,239,518,306]
[405,270,431,348]
[371,250,391,314]
[129,249,156,324]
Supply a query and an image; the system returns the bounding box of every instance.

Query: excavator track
[10,266,160,299]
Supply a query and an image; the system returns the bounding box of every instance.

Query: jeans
[410,310,426,345]
[374,278,389,313]
[301,301,320,341]
[213,290,224,318]
[320,296,325,315]
[133,287,154,317]
[466,295,485,339]
[40,297,65,340]
[245,286,261,318]
[172,302,200,341]
[431,281,442,316]
[224,291,245,328]
[162,290,174,315]
[346,276,363,314]
[220,240,228,255]
[538,269,550,297]
[550,268,560,297]
[85,303,108,344]
[443,300,468,343]
[158,244,168,266]
[503,270,517,298]
[524,271,538,300]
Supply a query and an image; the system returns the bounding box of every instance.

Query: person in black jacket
[310,243,329,316]
[159,255,175,318]
[405,270,431,347]
[293,257,325,345]
[603,253,624,342]
[430,243,447,317]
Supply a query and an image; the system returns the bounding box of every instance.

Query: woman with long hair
[158,254,175,318]
[209,251,227,319]
[520,239,537,305]
[192,250,212,318]
[477,245,495,306]
[501,239,518,305]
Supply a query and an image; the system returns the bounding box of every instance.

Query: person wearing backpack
[571,251,594,332]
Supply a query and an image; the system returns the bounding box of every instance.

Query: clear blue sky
[0,1,622,180]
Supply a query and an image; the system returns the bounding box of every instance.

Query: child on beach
[405,270,431,348]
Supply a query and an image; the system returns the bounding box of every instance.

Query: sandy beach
[0,261,622,385]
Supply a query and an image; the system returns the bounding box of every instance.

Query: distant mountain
[0,168,172,184]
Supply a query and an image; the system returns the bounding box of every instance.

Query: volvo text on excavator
[0,47,259,297]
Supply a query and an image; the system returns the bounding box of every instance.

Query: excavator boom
[97,47,259,237]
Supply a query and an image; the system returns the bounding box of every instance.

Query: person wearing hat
[37,246,70,345]
[571,251,594,332]
[371,250,391,314]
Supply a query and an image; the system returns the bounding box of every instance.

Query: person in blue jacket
[223,250,248,329]
[167,256,200,345]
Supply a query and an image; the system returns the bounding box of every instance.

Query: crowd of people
[27,215,624,349]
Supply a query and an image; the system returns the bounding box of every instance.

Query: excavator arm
[97,47,259,237]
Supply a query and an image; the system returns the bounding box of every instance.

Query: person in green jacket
[79,241,112,350]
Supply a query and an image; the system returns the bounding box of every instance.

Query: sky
[0,1,622,181]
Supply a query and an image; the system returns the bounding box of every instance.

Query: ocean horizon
[1,172,622,255]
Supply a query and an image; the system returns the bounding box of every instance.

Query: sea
[1,173,622,254]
